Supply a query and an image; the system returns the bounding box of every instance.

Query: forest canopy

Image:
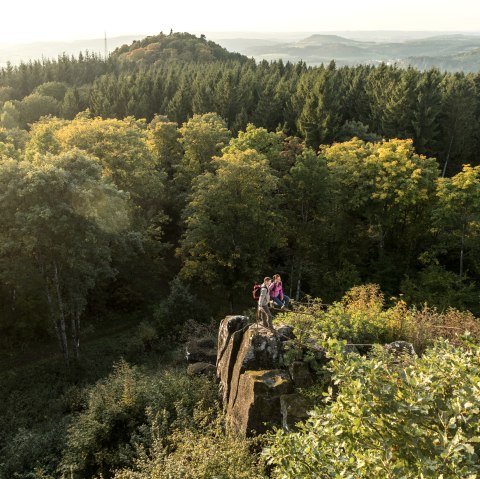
[0,33,479,362]
[1,31,480,479]
[1,110,480,361]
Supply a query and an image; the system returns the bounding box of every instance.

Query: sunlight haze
[4,0,480,43]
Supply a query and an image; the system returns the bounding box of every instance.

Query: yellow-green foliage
[115,410,266,479]
[265,340,480,478]
[280,284,480,351]
[26,115,163,202]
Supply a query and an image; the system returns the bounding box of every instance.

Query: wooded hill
[1,32,480,177]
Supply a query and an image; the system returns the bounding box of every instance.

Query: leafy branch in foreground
[265,340,480,479]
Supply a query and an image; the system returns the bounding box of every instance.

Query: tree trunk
[296,262,302,301]
[38,255,68,366]
[45,283,65,361]
[71,308,81,361]
[460,221,466,277]
[53,261,69,367]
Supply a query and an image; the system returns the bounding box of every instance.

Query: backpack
[252,283,264,300]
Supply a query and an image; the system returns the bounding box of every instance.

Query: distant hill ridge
[2,31,480,72]
[230,32,480,70]
[297,34,361,45]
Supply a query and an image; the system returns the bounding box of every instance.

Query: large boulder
[216,318,324,436]
[275,324,295,341]
[217,320,293,435]
[228,369,292,435]
[223,324,282,407]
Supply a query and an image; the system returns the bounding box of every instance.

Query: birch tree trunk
[53,261,69,366]
[296,261,302,301]
[71,309,81,360]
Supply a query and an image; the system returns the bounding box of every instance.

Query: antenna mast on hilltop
[104,31,108,60]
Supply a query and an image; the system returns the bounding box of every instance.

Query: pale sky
[2,0,480,43]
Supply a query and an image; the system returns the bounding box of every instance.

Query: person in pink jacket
[269,274,290,310]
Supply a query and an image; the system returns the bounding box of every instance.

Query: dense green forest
[1,32,479,478]
[1,32,480,176]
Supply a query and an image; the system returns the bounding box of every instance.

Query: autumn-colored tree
[178,148,280,310]
[435,165,480,277]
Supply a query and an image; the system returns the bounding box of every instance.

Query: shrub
[0,420,67,479]
[133,321,159,352]
[61,360,217,479]
[114,409,267,479]
[279,284,480,352]
[265,339,480,478]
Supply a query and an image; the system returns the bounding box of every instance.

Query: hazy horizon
[2,29,480,47]
[3,0,480,44]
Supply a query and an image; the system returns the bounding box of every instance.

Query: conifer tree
[412,69,442,155]
[438,73,478,176]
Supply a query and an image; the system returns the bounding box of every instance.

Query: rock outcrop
[385,340,417,357]
[216,316,323,435]
[216,315,250,406]
[229,369,292,434]
[214,316,418,436]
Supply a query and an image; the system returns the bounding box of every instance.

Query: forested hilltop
[1,32,480,478]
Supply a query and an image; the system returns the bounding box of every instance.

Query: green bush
[0,420,68,479]
[114,409,266,479]
[280,284,480,352]
[61,360,217,479]
[279,285,394,346]
[265,339,480,478]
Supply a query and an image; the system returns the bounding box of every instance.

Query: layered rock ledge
[216,316,319,435]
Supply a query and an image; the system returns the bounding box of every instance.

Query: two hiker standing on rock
[258,274,290,328]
